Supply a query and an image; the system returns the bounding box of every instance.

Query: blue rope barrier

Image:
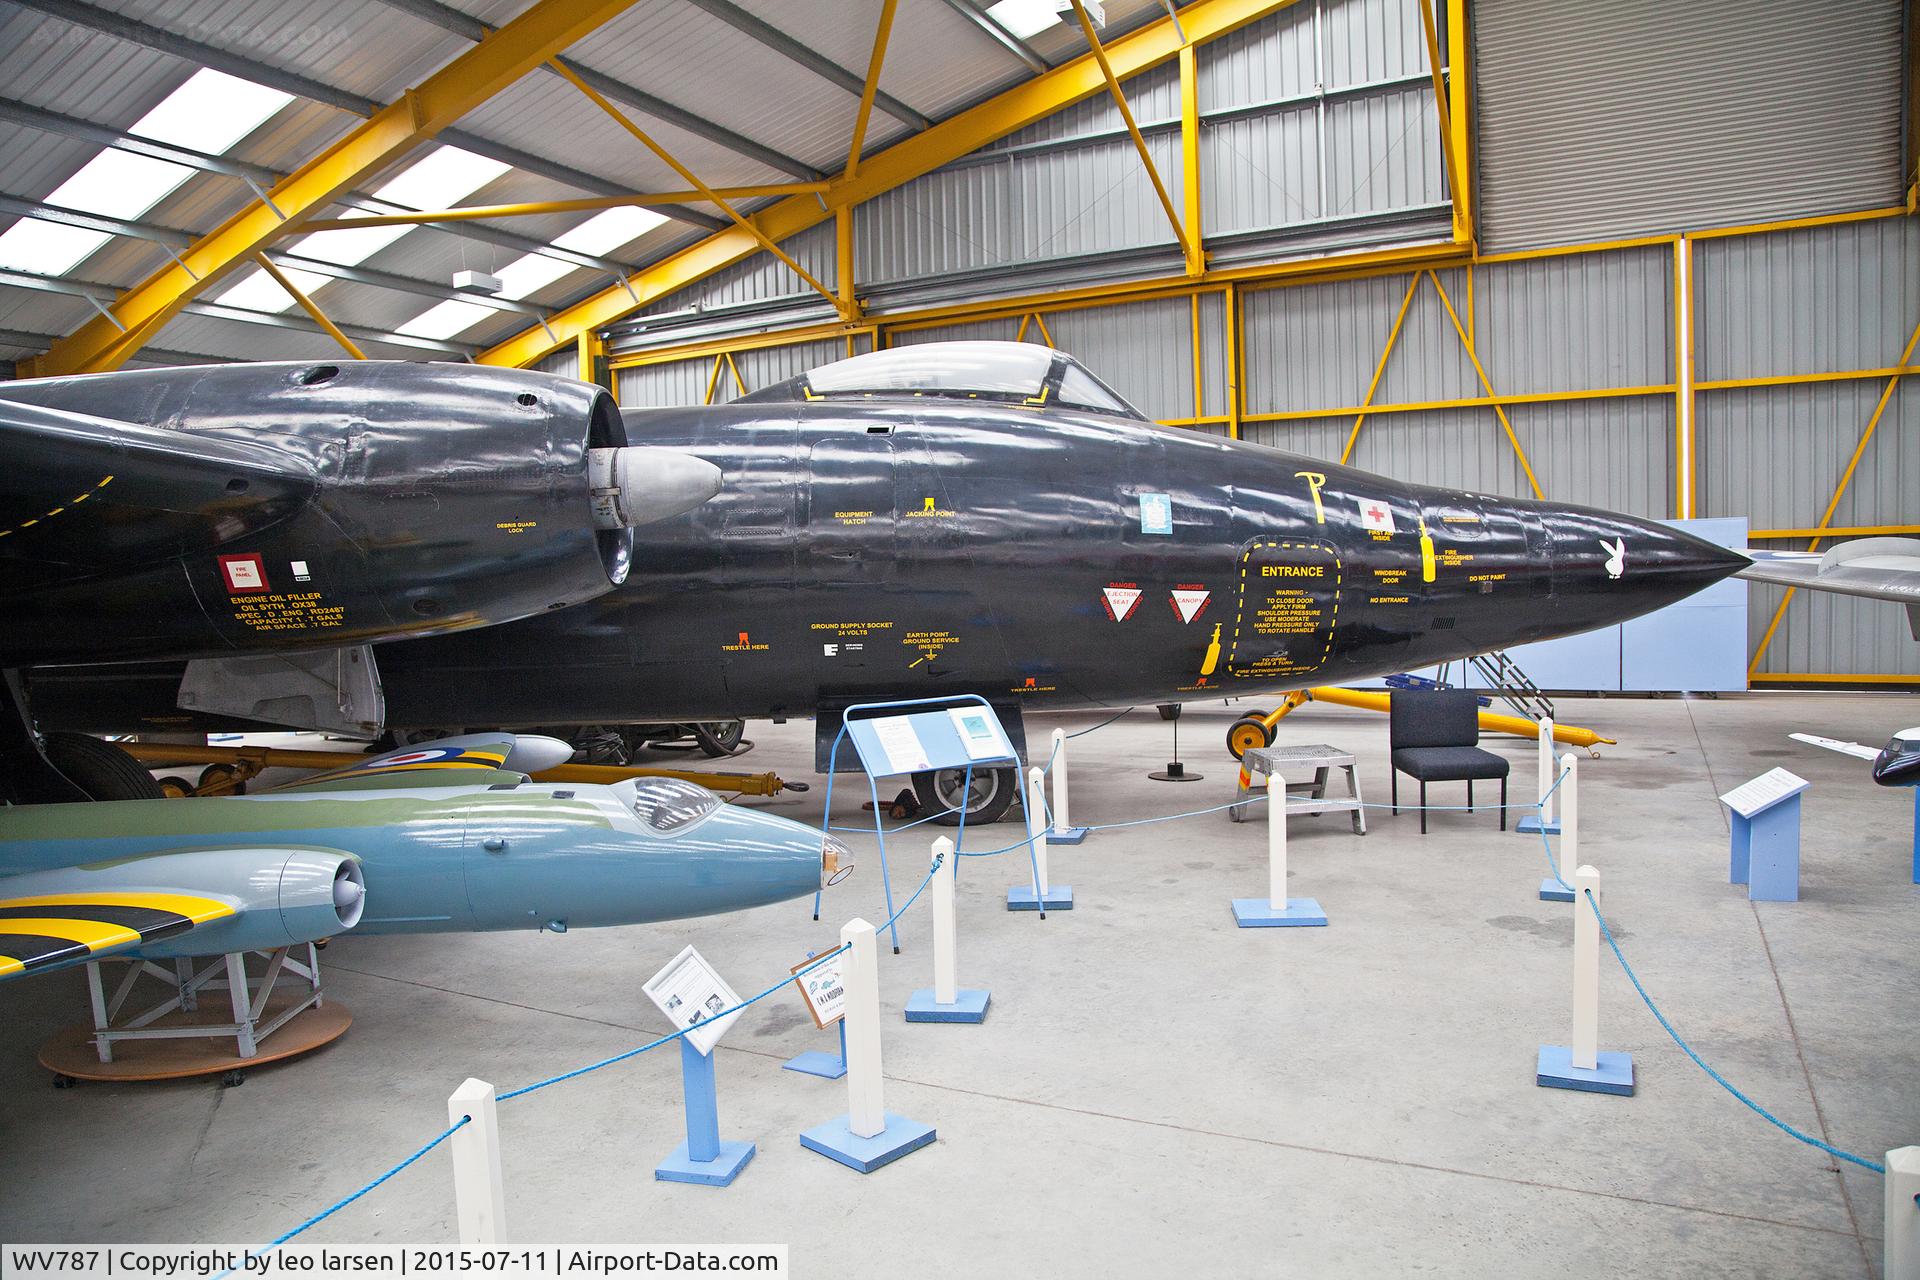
[1580,887,1885,1175]
[1067,707,1136,739]
[1525,793,1885,1177]
[235,851,950,1254]
[215,1118,469,1275]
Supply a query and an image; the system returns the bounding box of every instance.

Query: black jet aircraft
[27,343,1748,820]
[0,360,719,800]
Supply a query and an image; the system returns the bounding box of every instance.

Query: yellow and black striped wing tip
[271,743,515,793]
[0,892,236,980]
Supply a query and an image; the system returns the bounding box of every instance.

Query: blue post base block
[799,1114,936,1174]
[1539,877,1574,903]
[1536,1045,1635,1096]
[1231,897,1328,927]
[655,1140,756,1186]
[1515,815,1562,835]
[1047,826,1089,845]
[782,1050,847,1079]
[905,988,991,1023]
[1008,884,1074,910]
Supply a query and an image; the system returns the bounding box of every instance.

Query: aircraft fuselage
[345,400,1743,729]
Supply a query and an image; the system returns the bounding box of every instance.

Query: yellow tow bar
[117,742,797,798]
[1226,686,1615,761]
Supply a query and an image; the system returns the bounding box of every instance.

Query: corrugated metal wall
[534,348,578,381]
[1239,250,1674,517]
[1694,216,1920,678]
[1474,0,1905,253]
[610,0,1449,346]
[593,0,1916,683]
[617,336,863,408]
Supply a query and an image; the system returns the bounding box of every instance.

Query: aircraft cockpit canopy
[626,777,724,833]
[738,340,1147,420]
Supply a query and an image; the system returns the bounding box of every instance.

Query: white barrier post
[800,918,937,1172]
[1232,773,1326,927]
[447,1078,505,1244]
[1540,752,1578,902]
[1887,1146,1920,1280]
[1537,864,1634,1094]
[1009,766,1072,910]
[1517,716,1562,836]
[1048,727,1088,843]
[906,837,990,1022]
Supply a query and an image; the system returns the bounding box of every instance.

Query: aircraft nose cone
[1555,511,1749,593]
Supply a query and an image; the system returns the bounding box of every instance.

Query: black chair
[1388,688,1510,833]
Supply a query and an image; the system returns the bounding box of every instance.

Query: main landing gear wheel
[913,765,1017,826]
[45,733,164,801]
[1226,713,1275,761]
[690,720,746,757]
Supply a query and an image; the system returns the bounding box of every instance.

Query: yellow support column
[252,254,365,359]
[1179,43,1205,277]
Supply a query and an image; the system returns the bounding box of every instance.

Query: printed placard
[643,945,745,1055]
[790,951,846,1029]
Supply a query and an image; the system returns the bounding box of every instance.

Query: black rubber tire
[912,765,1018,826]
[691,720,747,757]
[45,733,164,801]
[1226,714,1276,761]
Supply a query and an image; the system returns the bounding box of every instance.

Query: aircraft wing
[0,844,365,982]
[0,398,315,594]
[268,732,576,793]
[0,887,239,981]
[1788,732,1882,761]
[1740,539,1920,639]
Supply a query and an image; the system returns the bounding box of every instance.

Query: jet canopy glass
[738,340,1147,419]
[626,777,723,832]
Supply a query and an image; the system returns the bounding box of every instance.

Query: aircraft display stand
[783,1022,848,1079]
[1721,769,1810,902]
[39,943,348,1085]
[812,694,1050,948]
[655,1039,756,1187]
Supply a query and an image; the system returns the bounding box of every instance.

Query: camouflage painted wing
[0,889,236,981]
[267,732,574,793]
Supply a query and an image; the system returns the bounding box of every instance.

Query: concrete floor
[1,694,1915,1277]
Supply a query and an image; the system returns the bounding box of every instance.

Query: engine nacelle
[0,846,365,960]
[0,361,719,665]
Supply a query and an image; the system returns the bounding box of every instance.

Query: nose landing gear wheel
[913,765,1017,826]
[1227,713,1276,761]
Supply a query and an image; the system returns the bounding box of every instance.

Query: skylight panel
[290,146,514,273]
[986,0,1062,40]
[216,263,330,312]
[397,298,496,340]
[0,149,194,274]
[555,205,667,255]
[0,70,294,276]
[292,222,411,269]
[50,150,192,220]
[129,69,293,155]
[0,220,110,274]
[375,147,510,211]
[493,253,575,301]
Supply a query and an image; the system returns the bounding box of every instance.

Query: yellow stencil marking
[1227,539,1343,677]
[0,474,113,540]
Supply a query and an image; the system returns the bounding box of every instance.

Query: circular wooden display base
[38,995,351,1083]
